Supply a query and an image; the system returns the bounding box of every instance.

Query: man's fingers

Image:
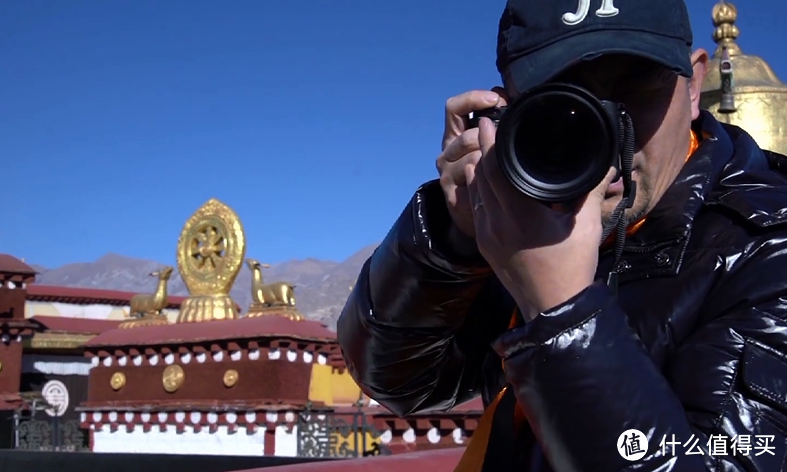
[440,128,480,163]
[591,167,619,202]
[438,150,482,185]
[442,90,502,148]
[478,117,496,158]
[445,90,501,121]
[490,86,510,108]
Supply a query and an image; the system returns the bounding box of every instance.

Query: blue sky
[3,0,785,268]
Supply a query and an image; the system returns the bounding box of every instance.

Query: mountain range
[30,244,378,330]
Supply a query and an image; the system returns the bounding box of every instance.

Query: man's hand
[436,88,508,240]
[469,117,616,319]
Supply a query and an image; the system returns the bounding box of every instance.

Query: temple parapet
[79,315,339,455]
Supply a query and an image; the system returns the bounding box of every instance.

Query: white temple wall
[89,424,298,456]
[25,301,180,322]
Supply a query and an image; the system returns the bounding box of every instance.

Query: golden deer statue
[245,259,296,307]
[129,266,174,318]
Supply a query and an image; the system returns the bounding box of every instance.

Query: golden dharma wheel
[223,369,239,388]
[110,372,126,391]
[176,199,246,297]
[162,365,185,393]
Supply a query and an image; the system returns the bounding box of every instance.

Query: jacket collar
[598,111,738,281]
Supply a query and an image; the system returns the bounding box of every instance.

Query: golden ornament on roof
[700,1,787,156]
[175,199,245,323]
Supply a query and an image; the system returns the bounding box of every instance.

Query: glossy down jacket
[337,111,787,472]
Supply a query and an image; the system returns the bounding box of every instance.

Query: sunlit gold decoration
[162,365,185,393]
[110,372,126,391]
[244,258,304,321]
[701,1,787,156]
[176,199,245,323]
[119,267,173,328]
[223,369,239,388]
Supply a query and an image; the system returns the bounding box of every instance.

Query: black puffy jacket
[337,111,787,472]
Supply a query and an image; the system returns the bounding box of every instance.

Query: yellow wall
[308,364,363,406]
[332,429,382,457]
[308,364,382,456]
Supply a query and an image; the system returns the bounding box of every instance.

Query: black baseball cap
[496,0,694,93]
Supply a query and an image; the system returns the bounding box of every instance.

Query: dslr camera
[468,83,627,203]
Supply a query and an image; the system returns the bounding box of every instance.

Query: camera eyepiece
[468,84,624,203]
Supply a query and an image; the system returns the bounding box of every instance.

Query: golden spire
[701,0,787,157]
[711,1,741,57]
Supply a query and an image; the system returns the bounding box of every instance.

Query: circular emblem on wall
[223,369,238,388]
[41,380,69,417]
[110,372,126,391]
[162,365,185,393]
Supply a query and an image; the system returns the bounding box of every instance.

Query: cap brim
[506,29,693,94]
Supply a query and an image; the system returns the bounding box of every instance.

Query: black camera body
[469,83,626,203]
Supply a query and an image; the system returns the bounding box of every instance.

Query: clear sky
[3,0,785,268]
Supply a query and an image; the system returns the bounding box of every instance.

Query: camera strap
[603,110,636,295]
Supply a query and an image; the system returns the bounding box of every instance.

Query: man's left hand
[469,117,616,320]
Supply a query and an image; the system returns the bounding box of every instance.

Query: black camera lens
[496,84,620,203]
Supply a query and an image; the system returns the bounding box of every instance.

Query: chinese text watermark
[618,429,778,461]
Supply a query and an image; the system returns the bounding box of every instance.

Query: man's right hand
[436,88,508,240]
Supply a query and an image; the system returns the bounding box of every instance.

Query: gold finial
[175,199,246,323]
[244,258,305,321]
[712,1,741,57]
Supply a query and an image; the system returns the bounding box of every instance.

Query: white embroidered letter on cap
[562,0,620,26]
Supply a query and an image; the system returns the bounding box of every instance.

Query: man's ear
[688,48,710,120]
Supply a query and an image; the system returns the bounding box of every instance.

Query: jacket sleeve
[337,180,515,416]
[492,234,787,471]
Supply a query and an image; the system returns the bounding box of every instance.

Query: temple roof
[85,314,336,348]
[0,254,36,276]
[0,254,37,284]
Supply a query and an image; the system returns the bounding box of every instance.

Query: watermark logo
[660,433,777,457]
[618,429,648,461]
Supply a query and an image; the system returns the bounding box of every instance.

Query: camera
[468,83,625,203]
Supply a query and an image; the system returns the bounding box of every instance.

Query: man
[338,0,787,470]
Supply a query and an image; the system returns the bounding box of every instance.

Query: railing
[11,401,387,457]
[13,415,89,452]
[297,401,392,458]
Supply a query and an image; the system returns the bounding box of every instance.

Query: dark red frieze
[86,357,314,405]
[82,316,338,411]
